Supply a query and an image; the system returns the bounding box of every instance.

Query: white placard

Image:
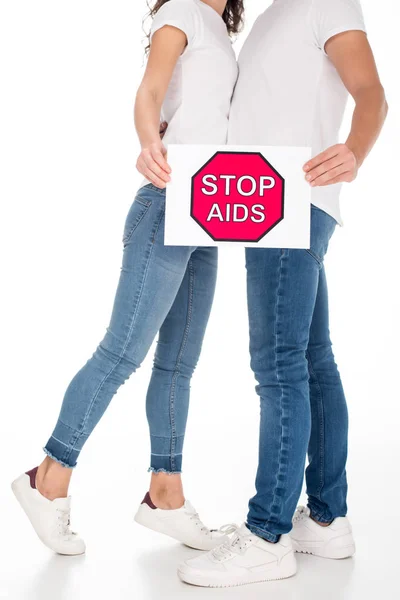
[165,144,311,248]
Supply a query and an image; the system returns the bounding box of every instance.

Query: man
[178,0,387,587]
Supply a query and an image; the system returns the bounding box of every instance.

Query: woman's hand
[303,144,358,187]
[136,141,171,189]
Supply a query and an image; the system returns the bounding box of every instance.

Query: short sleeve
[311,0,366,56]
[150,0,197,47]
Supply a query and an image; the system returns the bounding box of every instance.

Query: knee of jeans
[280,349,310,386]
[307,342,339,374]
[253,345,309,387]
[93,341,140,382]
[153,355,197,379]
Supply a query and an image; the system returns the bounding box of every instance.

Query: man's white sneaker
[11,467,86,556]
[178,523,297,588]
[134,493,235,551]
[290,506,355,559]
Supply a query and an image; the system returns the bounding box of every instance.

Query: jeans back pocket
[122,196,152,246]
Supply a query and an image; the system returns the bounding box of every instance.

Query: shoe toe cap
[181,553,225,573]
[56,537,86,556]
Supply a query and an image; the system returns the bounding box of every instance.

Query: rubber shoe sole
[291,537,355,560]
[178,552,297,588]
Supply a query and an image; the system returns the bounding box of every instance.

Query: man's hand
[136,140,171,189]
[303,144,358,187]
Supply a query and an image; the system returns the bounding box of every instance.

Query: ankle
[36,457,72,501]
[149,473,185,510]
[150,487,185,510]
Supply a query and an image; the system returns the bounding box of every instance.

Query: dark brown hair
[146,0,244,51]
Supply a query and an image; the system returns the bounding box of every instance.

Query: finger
[136,157,147,177]
[319,173,353,186]
[152,149,171,174]
[304,145,341,172]
[143,167,167,189]
[143,153,171,183]
[306,156,345,182]
[311,166,350,187]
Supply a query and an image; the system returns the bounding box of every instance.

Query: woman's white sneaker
[11,468,86,556]
[290,506,356,559]
[178,524,297,588]
[134,493,235,551]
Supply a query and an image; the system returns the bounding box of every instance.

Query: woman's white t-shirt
[149,0,238,147]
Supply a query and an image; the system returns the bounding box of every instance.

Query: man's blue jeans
[44,184,217,472]
[246,206,348,542]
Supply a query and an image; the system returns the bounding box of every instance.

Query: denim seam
[51,421,83,463]
[123,203,150,246]
[144,183,166,196]
[168,259,194,472]
[151,206,165,243]
[151,452,183,457]
[57,419,82,433]
[63,205,166,465]
[48,435,72,448]
[262,250,287,531]
[306,350,325,499]
[134,196,152,207]
[306,249,323,267]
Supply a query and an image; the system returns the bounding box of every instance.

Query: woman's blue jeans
[246,206,348,542]
[44,184,218,472]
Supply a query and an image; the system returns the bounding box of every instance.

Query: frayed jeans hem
[147,467,182,475]
[43,447,76,469]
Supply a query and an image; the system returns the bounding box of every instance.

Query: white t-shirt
[228,0,367,224]
[149,0,238,147]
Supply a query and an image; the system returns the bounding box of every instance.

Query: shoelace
[188,510,238,537]
[188,509,209,533]
[293,506,308,523]
[214,523,238,536]
[212,531,252,561]
[56,507,76,538]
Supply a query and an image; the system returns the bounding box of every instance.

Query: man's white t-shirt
[150,0,238,147]
[228,0,367,224]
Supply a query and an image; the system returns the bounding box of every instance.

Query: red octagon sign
[191,152,285,242]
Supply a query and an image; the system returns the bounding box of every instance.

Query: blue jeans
[44,184,217,472]
[246,206,348,543]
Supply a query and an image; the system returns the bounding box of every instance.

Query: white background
[0,1,399,599]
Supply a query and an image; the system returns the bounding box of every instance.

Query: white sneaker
[178,523,297,588]
[290,506,355,559]
[134,493,235,551]
[11,468,86,556]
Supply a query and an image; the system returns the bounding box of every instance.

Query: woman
[12,0,242,555]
